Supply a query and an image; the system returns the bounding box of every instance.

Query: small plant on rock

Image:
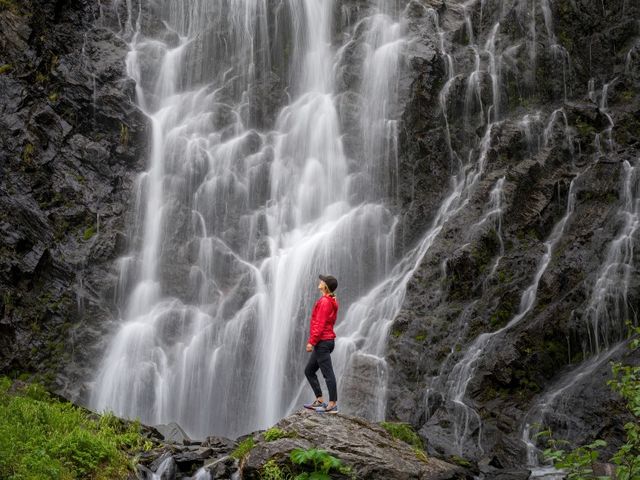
[264,427,295,442]
[289,448,351,480]
[231,437,255,461]
[380,421,424,449]
[261,459,288,480]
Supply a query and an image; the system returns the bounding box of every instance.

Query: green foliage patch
[231,437,255,460]
[380,421,424,449]
[0,377,148,480]
[82,225,96,241]
[264,427,296,442]
[289,448,351,480]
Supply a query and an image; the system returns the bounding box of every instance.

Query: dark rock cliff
[386,0,640,468]
[0,0,147,399]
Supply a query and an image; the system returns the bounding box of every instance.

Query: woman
[303,274,339,414]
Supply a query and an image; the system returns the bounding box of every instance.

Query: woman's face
[318,280,327,292]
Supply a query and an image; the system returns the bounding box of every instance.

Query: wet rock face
[0,0,147,397]
[385,0,640,468]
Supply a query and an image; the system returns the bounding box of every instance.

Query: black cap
[319,275,338,292]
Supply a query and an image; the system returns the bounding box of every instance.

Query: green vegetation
[489,299,516,329]
[0,0,19,14]
[22,143,34,164]
[449,454,472,468]
[264,427,296,442]
[48,91,59,102]
[0,377,149,480]
[290,448,351,480]
[120,123,129,146]
[82,225,96,241]
[413,447,429,463]
[620,90,634,102]
[35,72,48,84]
[0,64,12,74]
[380,421,423,449]
[543,325,640,479]
[575,119,596,138]
[231,437,255,461]
[414,332,428,342]
[259,448,352,480]
[261,459,287,480]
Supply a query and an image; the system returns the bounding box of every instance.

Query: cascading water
[84,0,639,470]
[90,0,415,438]
[521,158,639,474]
[586,160,639,353]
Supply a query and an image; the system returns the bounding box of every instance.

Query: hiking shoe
[315,404,339,414]
[304,400,327,410]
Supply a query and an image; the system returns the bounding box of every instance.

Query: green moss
[489,299,516,329]
[35,72,48,84]
[449,454,472,468]
[263,427,295,442]
[620,90,634,102]
[0,64,12,74]
[0,0,19,13]
[54,219,70,241]
[82,225,96,241]
[575,119,596,138]
[557,30,574,51]
[414,332,428,342]
[22,143,34,163]
[261,459,287,480]
[48,91,59,103]
[0,378,149,480]
[391,328,403,338]
[497,270,512,284]
[380,422,423,449]
[3,292,13,308]
[120,123,129,146]
[231,437,255,460]
[414,447,429,463]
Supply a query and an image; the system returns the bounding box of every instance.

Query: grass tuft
[231,437,255,460]
[264,427,296,442]
[380,421,424,449]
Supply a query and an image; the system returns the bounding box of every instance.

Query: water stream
[90,0,415,438]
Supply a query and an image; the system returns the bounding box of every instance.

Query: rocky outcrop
[133,410,470,480]
[0,0,147,398]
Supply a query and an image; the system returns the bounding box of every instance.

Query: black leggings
[304,339,337,402]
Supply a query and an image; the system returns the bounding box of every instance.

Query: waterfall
[90,0,411,438]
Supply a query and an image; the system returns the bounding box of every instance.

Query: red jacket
[307,294,338,346]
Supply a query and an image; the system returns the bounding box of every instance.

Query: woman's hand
[306,343,313,352]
